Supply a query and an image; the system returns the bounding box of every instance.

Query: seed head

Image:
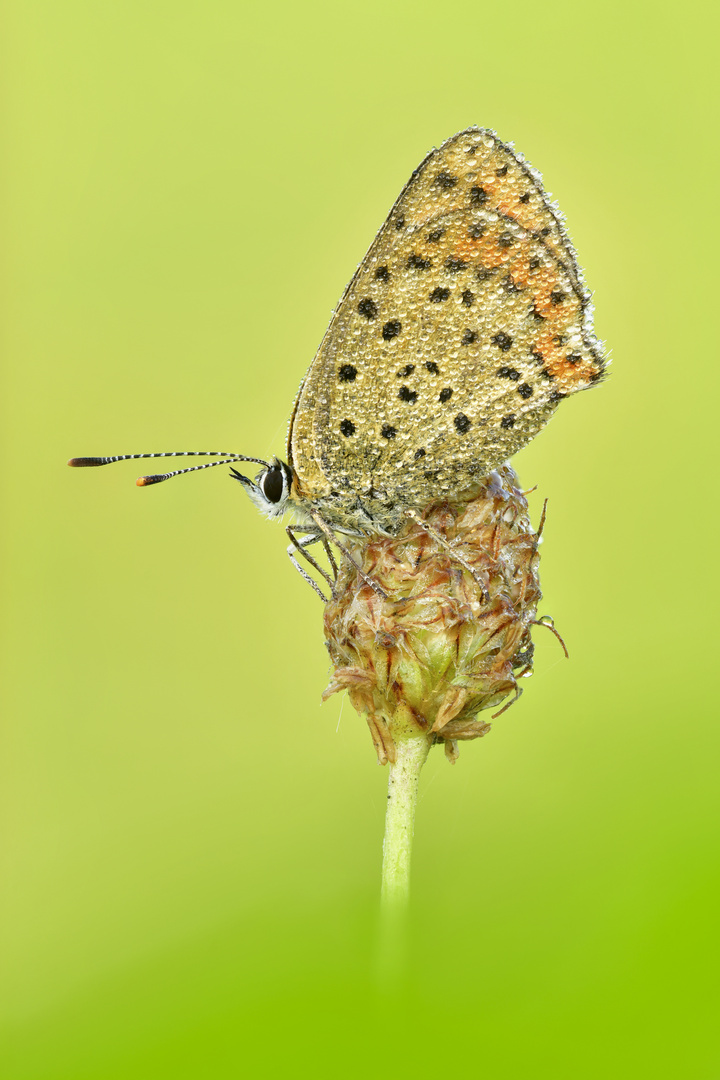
[323,466,546,764]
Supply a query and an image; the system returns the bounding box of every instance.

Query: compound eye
[261,467,284,504]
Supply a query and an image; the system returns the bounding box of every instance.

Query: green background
[3,2,718,1076]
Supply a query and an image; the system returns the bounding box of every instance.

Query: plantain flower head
[323,466,551,764]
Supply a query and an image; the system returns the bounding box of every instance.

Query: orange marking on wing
[479,246,514,271]
[531,330,597,389]
[471,150,567,267]
[498,199,546,238]
[503,255,533,290]
[453,234,485,262]
[526,269,565,316]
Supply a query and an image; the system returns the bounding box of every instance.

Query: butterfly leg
[322,537,339,582]
[306,510,388,602]
[404,509,490,600]
[286,526,332,602]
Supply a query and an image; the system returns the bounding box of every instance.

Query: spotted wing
[289,127,605,517]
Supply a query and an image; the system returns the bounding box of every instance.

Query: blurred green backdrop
[3,1,718,1076]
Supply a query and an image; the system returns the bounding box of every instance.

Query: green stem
[381,735,431,908]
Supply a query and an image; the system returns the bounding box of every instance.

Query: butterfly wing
[289,128,605,524]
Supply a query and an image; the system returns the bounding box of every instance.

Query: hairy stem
[381,736,431,908]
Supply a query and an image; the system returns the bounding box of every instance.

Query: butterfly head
[230,457,295,520]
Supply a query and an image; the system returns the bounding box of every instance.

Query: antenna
[68,451,270,487]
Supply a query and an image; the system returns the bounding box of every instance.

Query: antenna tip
[68,457,103,467]
[136,474,165,486]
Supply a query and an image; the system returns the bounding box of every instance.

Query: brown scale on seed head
[288,128,605,537]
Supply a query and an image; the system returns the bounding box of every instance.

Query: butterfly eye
[261,467,285,504]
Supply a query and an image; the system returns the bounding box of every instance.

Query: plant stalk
[380,735,431,908]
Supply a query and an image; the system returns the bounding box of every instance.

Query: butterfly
[70,128,605,598]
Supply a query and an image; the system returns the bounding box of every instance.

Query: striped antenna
[137,458,255,486]
[68,451,270,487]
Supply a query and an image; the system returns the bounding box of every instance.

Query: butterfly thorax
[288,460,497,536]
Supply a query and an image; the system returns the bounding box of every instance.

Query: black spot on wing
[407,253,432,270]
[429,287,450,302]
[445,257,468,274]
[357,298,377,320]
[491,332,513,351]
[382,320,401,340]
